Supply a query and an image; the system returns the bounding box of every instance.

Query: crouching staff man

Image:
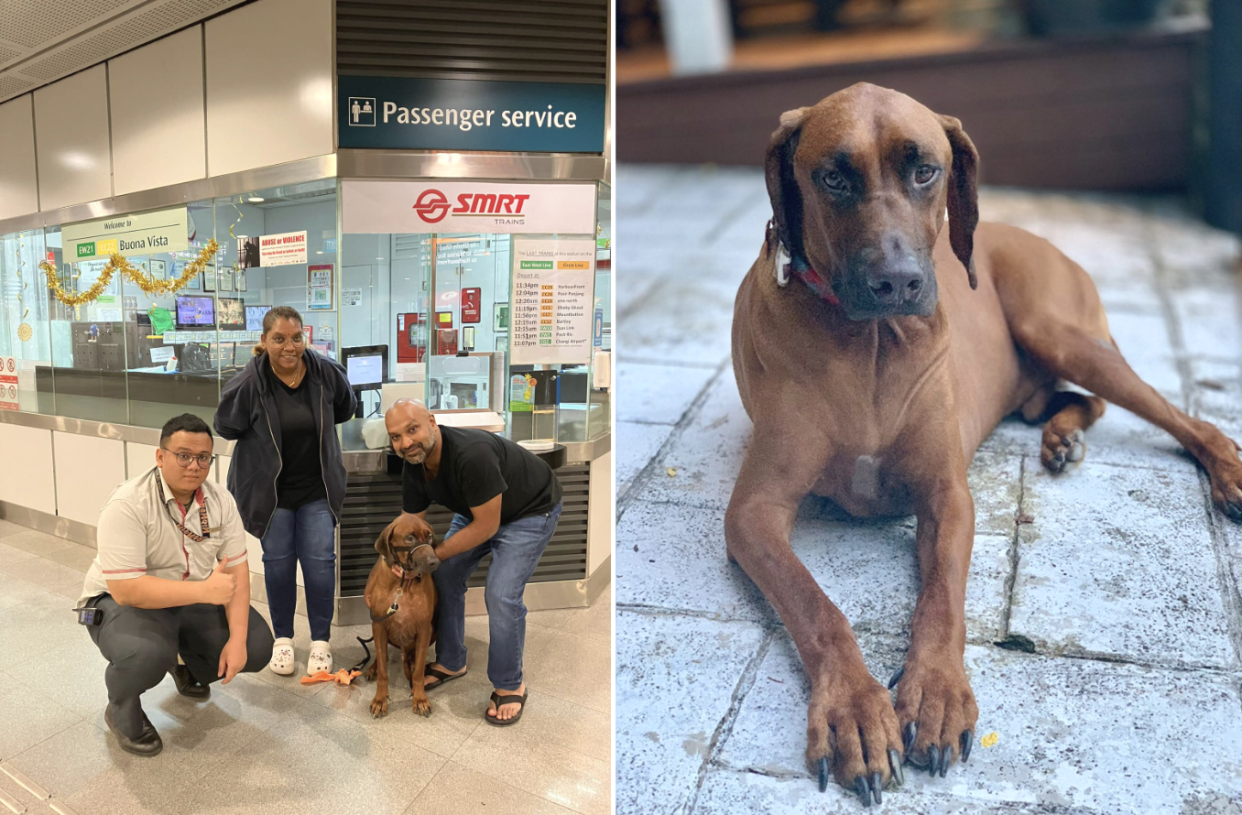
[76,414,274,756]
[380,399,562,726]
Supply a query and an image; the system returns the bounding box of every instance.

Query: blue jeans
[260,499,337,641]
[433,502,563,690]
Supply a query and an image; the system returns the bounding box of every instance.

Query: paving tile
[616,421,674,499]
[615,610,769,815]
[614,275,737,367]
[710,643,1242,813]
[1189,358,1242,439]
[0,588,86,660]
[0,530,75,558]
[7,639,110,718]
[1170,286,1242,362]
[40,543,97,573]
[405,761,578,815]
[1011,460,1234,669]
[616,362,718,425]
[0,570,52,613]
[0,556,86,593]
[1106,309,1183,396]
[0,542,36,568]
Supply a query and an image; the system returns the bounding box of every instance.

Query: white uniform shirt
[77,466,248,608]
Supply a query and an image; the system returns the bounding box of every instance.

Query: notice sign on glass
[510,239,594,366]
[259,231,308,267]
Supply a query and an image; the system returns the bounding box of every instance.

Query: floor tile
[561,584,611,644]
[1,557,87,593]
[523,628,611,714]
[616,421,674,499]
[0,671,82,761]
[0,542,37,568]
[41,543,98,573]
[616,362,718,425]
[0,589,85,660]
[0,530,75,558]
[405,761,578,815]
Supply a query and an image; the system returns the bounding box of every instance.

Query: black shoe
[104,704,163,757]
[170,664,211,699]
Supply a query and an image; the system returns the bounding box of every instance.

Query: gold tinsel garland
[38,239,219,307]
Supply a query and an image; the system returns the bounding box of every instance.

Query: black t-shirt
[402,426,562,525]
[266,364,326,509]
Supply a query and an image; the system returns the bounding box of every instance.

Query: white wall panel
[0,424,55,514]
[53,432,125,526]
[34,65,112,211]
[126,442,159,479]
[109,26,206,196]
[587,450,612,575]
[205,0,332,177]
[0,95,39,221]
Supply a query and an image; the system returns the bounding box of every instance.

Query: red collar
[775,242,840,306]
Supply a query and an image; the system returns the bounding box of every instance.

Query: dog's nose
[867,264,925,307]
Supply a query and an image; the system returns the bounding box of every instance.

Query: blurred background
[617,0,1240,232]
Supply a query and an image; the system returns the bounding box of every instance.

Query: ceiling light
[248,196,264,203]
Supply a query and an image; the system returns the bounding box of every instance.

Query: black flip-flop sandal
[423,665,467,691]
[485,690,528,726]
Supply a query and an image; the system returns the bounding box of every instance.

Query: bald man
[382,400,562,726]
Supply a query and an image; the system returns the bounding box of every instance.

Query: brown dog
[363,514,440,718]
[727,83,1242,806]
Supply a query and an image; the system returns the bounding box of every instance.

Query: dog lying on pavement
[726,82,1242,807]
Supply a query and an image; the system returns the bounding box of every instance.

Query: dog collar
[775,240,840,305]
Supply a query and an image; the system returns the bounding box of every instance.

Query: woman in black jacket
[214,306,356,676]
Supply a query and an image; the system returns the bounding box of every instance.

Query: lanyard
[154,472,212,542]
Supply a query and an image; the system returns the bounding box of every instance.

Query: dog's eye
[822,170,847,192]
[914,165,938,186]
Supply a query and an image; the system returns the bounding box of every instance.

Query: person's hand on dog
[218,634,247,684]
[201,557,236,605]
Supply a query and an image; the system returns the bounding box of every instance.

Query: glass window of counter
[338,179,606,452]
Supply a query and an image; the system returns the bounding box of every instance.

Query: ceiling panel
[0,0,251,104]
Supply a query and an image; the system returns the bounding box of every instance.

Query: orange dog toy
[300,669,362,686]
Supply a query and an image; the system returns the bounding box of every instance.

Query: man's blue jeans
[260,499,336,642]
[433,503,563,690]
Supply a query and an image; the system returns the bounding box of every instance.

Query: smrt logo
[412,189,531,224]
[412,190,450,224]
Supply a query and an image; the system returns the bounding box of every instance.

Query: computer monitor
[342,345,387,389]
[234,342,254,367]
[175,296,214,328]
[218,298,245,330]
[245,305,271,332]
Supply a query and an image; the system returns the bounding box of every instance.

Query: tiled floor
[0,519,611,815]
[614,165,1242,812]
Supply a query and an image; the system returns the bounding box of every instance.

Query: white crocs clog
[269,637,295,676]
[307,640,333,675]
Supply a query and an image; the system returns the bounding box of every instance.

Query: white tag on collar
[775,242,791,287]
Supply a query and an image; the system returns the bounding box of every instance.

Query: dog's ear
[766,107,810,266]
[374,522,396,564]
[939,114,979,290]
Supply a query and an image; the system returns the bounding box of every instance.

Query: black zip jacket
[214,350,357,538]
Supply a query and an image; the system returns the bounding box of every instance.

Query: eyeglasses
[268,334,306,347]
[162,449,215,469]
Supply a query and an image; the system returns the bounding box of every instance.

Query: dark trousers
[85,595,274,737]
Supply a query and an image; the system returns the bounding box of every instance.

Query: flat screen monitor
[217,298,245,330]
[234,342,254,366]
[175,296,214,328]
[245,305,270,332]
[342,345,387,389]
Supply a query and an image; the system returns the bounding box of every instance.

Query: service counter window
[338,179,608,450]
[0,178,340,430]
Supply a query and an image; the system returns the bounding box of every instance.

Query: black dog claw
[888,748,904,787]
[870,772,883,805]
[927,745,939,777]
[854,776,871,807]
[903,722,917,754]
[818,757,830,792]
[939,745,953,777]
[961,730,973,764]
[887,666,904,690]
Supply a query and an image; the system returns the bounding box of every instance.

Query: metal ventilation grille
[0,76,35,98]
[336,0,608,84]
[338,463,592,597]
[0,0,134,49]
[19,0,241,82]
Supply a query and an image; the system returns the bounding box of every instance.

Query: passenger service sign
[338,76,605,153]
[341,180,596,235]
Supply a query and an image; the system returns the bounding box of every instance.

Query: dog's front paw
[1041,426,1085,473]
[891,657,978,778]
[370,695,389,718]
[806,666,904,807]
[412,694,432,717]
[1204,432,1242,523]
